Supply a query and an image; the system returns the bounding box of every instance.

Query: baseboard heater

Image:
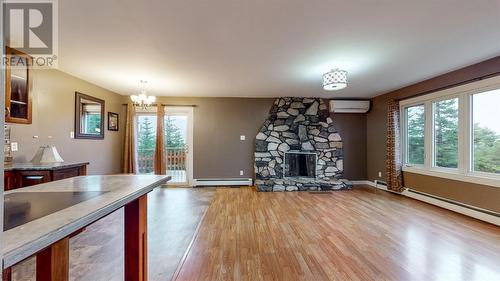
[406,188,500,218]
[193,178,253,187]
[371,179,500,225]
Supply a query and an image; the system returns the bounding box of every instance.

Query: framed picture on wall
[108,112,119,131]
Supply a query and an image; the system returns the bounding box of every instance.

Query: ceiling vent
[329,100,371,113]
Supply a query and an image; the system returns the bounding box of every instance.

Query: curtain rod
[396,71,500,102]
[122,103,197,107]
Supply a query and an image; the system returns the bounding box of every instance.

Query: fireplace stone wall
[254,97,351,191]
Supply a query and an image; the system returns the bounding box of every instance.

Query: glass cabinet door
[5,47,33,124]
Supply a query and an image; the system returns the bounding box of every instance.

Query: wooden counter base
[3,195,149,281]
[2,175,169,281]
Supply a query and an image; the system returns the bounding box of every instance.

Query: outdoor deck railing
[137,147,186,174]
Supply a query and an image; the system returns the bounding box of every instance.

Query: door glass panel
[165,114,188,183]
[136,115,157,174]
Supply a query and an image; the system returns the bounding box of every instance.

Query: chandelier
[130,80,156,109]
[323,69,348,91]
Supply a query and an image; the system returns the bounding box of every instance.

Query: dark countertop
[4,162,89,172]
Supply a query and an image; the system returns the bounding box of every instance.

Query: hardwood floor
[11,187,215,281]
[175,186,500,281]
[9,186,500,281]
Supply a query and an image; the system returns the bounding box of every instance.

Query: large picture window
[472,89,500,174]
[400,76,500,187]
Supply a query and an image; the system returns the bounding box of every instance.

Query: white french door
[164,106,194,186]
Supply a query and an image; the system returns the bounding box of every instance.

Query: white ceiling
[58,0,500,98]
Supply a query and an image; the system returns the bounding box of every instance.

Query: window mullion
[458,93,470,175]
[424,101,433,170]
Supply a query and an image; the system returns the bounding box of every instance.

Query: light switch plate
[11,142,18,152]
[240,170,244,176]
[240,135,245,141]
[70,131,74,138]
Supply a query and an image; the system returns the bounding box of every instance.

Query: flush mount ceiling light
[323,69,348,91]
[130,80,156,109]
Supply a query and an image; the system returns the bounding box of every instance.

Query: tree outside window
[433,98,459,168]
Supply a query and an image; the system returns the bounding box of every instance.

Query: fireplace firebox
[284,152,316,178]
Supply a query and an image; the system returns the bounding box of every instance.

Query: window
[433,98,459,168]
[405,105,425,165]
[400,75,500,187]
[472,89,500,174]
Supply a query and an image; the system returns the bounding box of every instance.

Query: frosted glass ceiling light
[130,80,156,109]
[323,69,348,91]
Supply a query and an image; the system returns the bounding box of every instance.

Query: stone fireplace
[254,97,352,192]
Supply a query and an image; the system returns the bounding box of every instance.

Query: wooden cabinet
[4,171,16,191]
[53,167,83,181]
[15,171,51,188]
[5,47,33,124]
[5,163,88,190]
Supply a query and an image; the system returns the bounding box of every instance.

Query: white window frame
[430,94,461,171]
[400,75,500,188]
[401,103,426,168]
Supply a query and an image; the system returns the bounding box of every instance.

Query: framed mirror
[75,92,105,139]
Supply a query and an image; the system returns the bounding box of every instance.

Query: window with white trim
[471,89,500,174]
[404,104,425,165]
[400,76,500,187]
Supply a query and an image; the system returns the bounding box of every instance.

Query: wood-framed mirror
[75,92,105,139]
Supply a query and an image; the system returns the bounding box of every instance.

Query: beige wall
[6,67,368,180]
[8,73,367,180]
[157,97,368,180]
[366,56,500,211]
[9,69,125,175]
[157,97,274,179]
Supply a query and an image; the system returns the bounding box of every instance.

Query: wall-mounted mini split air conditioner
[329,100,371,113]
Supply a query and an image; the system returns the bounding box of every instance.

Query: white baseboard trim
[361,179,500,226]
[350,180,375,186]
[350,180,372,185]
[193,178,253,187]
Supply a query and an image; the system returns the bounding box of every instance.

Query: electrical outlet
[378,171,382,178]
[70,131,74,138]
[240,135,246,141]
[240,170,244,176]
[11,142,18,152]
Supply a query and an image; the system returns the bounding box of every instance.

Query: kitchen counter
[3,174,170,270]
[4,162,90,190]
[4,161,89,171]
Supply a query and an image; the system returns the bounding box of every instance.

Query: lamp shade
[31,145,64,163]
[323,69,348,91]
